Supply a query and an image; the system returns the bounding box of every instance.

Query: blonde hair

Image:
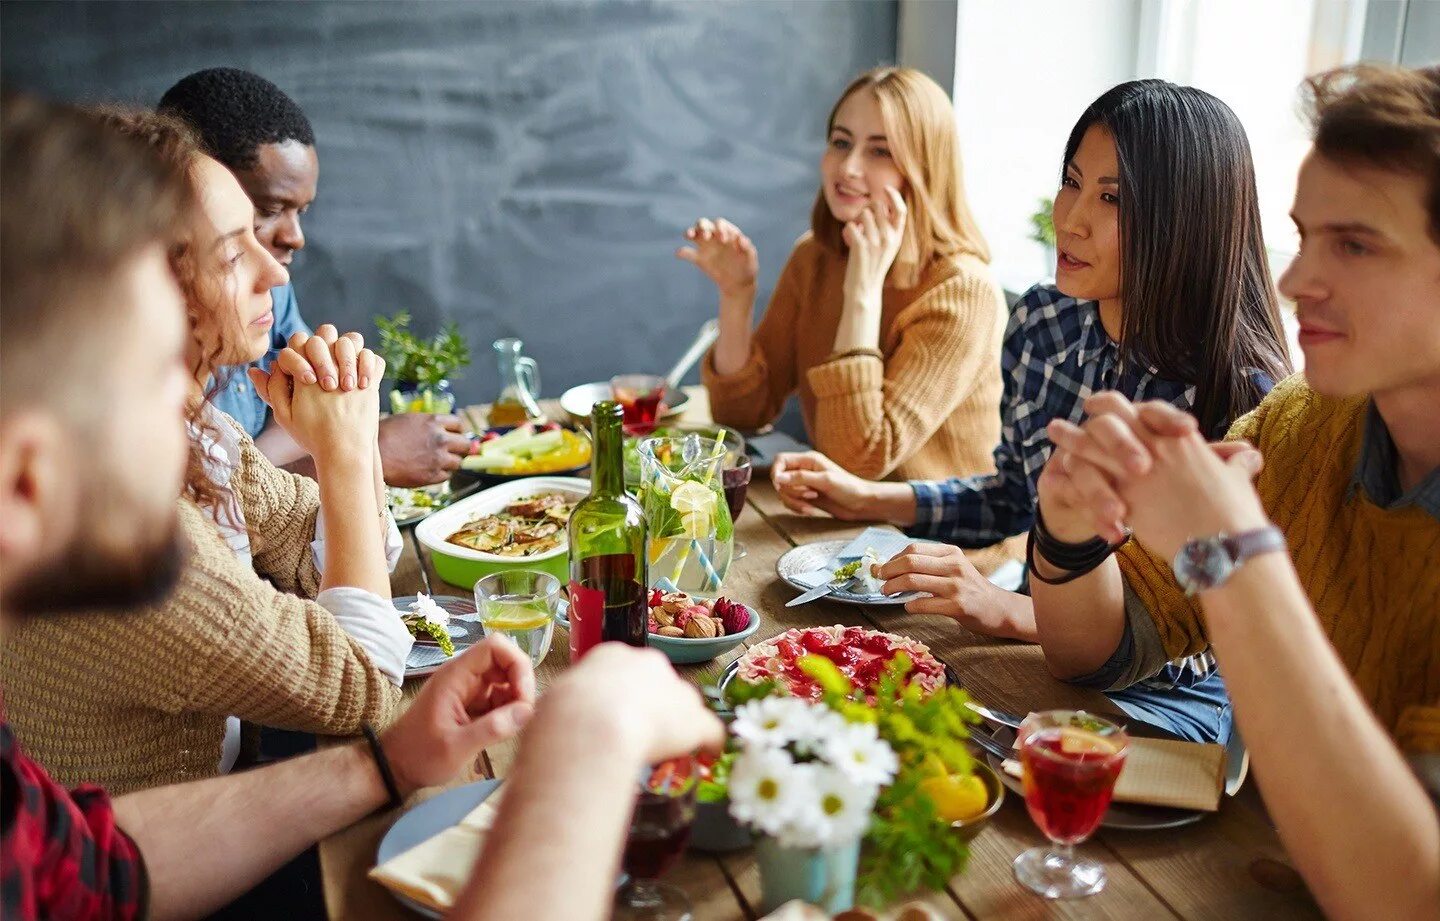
[810,67,990,288]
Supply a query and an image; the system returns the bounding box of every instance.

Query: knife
[965,701,1027,730]
[786,583,838,607]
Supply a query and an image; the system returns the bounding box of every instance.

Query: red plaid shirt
[1,717,147,920]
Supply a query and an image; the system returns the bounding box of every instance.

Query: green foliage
[1029,196,1056,247]
[739,653,985,907]
[375,310,471,388]
[404,617,454,656]
[697,751,735,805]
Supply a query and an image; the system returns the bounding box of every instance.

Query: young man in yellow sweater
[1028,64,1440,920]
[1,96,722,921]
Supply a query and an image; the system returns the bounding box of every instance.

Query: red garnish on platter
[736,625,945,703]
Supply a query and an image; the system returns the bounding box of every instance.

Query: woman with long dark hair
[770,80,1290,742]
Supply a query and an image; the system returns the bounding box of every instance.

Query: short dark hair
[1,94,191,414]
[1305,63,1440,243]
[157,67,314,170]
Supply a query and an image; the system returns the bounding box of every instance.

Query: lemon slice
[670,481,716,516]
[680,510,714,539]
[1058,727,1119,756]
[481,603,552,631]
[920,773,990,823]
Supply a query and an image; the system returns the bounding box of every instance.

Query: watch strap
[1222,526,1287,568]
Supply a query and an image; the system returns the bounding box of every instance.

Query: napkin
[792,527,917,591]
[999,736,1226,812]
[368,790,505,910]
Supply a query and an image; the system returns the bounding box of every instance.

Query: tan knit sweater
[0,428,402,794]
[703,232,1007,483]
[1119,375,1440,753]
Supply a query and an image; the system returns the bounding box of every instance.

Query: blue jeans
[1104,667,1233,744]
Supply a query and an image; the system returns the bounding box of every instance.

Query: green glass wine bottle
[568,400,648,660]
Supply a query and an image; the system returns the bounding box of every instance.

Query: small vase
[754,835,860,914]
[390,379,456,415]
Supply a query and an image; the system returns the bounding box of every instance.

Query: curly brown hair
[85,105,245,524]
[1304,63,1440,243]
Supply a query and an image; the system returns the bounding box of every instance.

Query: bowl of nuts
[643,589,760,664]
[556,588,759,664]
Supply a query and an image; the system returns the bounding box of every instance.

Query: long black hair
[1063,80,1291,435]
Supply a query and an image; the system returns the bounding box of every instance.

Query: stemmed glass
[721,453,752,561]
[1013,711,1129,899]
[615,756,698,921]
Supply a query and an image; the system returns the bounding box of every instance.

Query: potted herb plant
[717,654,998,911]
[375,310,471,414]
[1030,196,1057,277]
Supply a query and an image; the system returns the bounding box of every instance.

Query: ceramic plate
[394,595,481,679]
[559,381,689,422]
[375,779,502,919]
[776,540,922,607]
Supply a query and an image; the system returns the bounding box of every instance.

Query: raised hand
[1039,393,1265,551]
[841,186,906,304]
[380,634,537,794]
[676,217,759,300]
[249,325,384,462]
[546,644,724,764]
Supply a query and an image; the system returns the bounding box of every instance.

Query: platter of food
[453,421,591,485]
[414,477,589,587]
[720,625,948,703]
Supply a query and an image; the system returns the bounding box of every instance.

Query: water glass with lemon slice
[637,435,733,595]
[473,570,561,667]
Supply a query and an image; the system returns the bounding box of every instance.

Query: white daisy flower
[409,593,449,628]
[727,746,806,837]
[823,721,898,787]
[781,765,876,849]
[732,697,813,749]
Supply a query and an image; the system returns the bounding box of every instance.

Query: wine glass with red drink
[616,756,698,921]
[721,453,752,561]
[1013,710,1128,899]
[611,374,667,435]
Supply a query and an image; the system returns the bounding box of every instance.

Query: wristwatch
[1171,526,1286,596]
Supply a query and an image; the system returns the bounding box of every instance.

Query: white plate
[776,540,922,607]
[375,779,502,918]
[559,382,690,422]
[413,476,589,565]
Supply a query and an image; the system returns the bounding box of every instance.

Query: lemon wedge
[920,773,990,823]
[669,481,716,516]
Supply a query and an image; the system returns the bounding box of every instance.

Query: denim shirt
[209,282,310,438]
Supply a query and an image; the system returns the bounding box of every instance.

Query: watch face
[1173,539,1233,593]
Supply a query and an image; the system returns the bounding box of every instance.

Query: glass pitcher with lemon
[637,434,733,594]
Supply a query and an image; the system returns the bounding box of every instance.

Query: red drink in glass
[1020,729,1126,844]
[721,455,752,523]
[611,374,666,432]
[616,758,697,920]
[1012,712,1128,899]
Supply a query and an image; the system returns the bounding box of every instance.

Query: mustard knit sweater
[702,233,1007,483]
[1120,374,1440,753]
[0,429,402,794]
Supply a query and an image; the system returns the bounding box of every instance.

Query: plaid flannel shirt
[1,716,147,920]
[908,284,1199,545]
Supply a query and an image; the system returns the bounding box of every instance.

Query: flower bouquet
[717,652,986,910]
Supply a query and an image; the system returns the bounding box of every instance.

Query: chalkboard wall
[0,0,897,410]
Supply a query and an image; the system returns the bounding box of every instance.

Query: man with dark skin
[159,67,470,487]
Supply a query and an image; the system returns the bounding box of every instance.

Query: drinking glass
[616,757,698,921]
[472,570,559,667]
[721,453,752,561]
[1013,710,1129,899]
[611,374,667,433]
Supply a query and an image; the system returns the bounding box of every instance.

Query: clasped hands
[1038,393,1272,562]
[247,324,382,461]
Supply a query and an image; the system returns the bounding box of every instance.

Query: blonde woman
[683,67,1005,484]
[0,109,413,793]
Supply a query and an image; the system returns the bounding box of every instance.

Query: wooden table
[320,392,1323,920]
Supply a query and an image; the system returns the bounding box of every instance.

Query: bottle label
[568,579,606,661]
